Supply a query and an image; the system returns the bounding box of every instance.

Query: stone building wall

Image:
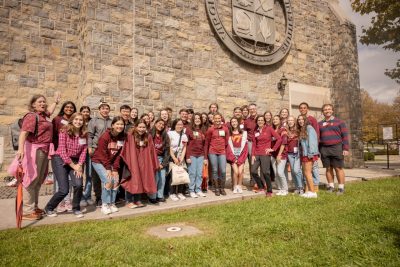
[0,0,363,170]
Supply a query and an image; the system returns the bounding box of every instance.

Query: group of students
[12,94,349,221]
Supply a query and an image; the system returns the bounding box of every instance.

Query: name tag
[219,130,225,137]
[78,138,86,145]
[293,147,298,153]
[117,141,124,147]
[46,117,52,122]
[239,124,244,129]
[194,131,199,137]
[61,119,68,125]
[139,141,144,147]
[323,122,328,127]
[255,132,260,138]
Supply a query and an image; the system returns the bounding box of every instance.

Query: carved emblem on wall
[205,0,293,66]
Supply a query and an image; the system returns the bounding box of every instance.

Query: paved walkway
[0,166,398,230]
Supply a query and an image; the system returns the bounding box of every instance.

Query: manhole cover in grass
[147,223,203,238]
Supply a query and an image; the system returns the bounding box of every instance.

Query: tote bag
[170,162,190,186]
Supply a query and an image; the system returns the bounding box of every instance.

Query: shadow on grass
[381,226,400,249]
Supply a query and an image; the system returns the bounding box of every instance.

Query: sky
[339,0,399,104]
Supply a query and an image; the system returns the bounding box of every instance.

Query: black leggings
[250,155,272,192]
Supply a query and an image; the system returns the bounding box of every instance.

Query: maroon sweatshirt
[244,115,257,141]
[205,125,230,158]
[252,125,282,156]
[271,127,288,160]
[186,127,206,159]
[91,129,126,171]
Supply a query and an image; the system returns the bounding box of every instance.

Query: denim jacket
[300,125,319,157]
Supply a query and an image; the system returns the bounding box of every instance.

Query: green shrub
[364,152,375,161]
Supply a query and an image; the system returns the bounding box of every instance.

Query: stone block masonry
[0,0,363,170]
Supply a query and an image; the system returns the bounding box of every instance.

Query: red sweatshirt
[205,125,230,158]
[186,127,206,158]
[244,115,257,141]
[252,125,282,156]
[271,127,288,159]
[91,129,126,171]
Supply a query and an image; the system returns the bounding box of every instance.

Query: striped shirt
[318,117,349,151]
[55,131,88,165]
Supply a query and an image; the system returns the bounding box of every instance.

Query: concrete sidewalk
[0,167,398,231]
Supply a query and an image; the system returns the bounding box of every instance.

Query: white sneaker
[80,200,88,207]
[306,192,318,198]
[109,204,119,213]
[6,178,17,187]
[276,190,283,196]
[280,190,288,196]
[190,192,198,198]
[101,204,111,215]
[73,210,84,218]
[233,186,238,194]
[237,187,243,194]
[196,191,206,197]
[169,194,179,201]
[177,193,186,200]
[300,192,310,198]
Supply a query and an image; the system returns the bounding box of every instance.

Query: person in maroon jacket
[244,103,258,190]
[91,116,126,215]
[226,118,248,194]
[205,113,230,196]
[186,113,207,198]
[251,115,282,197]
[299,102,320,191]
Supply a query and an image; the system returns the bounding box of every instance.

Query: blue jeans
[92,162,118,204]
[149,156,166,199]
[188,156,204,193]
[312,161,320,186]
[287,153,303,189]
[46,156,82,211]
[82,152,92,201]
[271,157,288,191]
[208,154,226,181]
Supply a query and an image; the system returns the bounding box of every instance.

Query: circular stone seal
[205,0,293,66]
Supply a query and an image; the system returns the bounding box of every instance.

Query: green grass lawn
[1,178,399,266]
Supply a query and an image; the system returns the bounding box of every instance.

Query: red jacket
[205,125,230,158]
[226,131,248,165]
[252,125,282,156]
[91,129,126,171]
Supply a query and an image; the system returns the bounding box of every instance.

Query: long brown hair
[297,115,310,139]
[286,116,298,139]
[190,112,205,132]
[62,113,87,137]
[229,117,243,135]
[133,120,149,147]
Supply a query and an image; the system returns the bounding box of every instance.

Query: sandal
[134,201,145,208]
[126,202,137,209]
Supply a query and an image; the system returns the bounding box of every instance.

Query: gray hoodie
[88,116,113,150]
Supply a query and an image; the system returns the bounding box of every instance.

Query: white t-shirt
[168,130,188,158]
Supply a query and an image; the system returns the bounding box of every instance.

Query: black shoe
[326,186,335,193]
[156,197,166,202]
[148,198,159,205]
[96,199,102,208]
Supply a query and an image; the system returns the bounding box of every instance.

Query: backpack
[11,112,39,151]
